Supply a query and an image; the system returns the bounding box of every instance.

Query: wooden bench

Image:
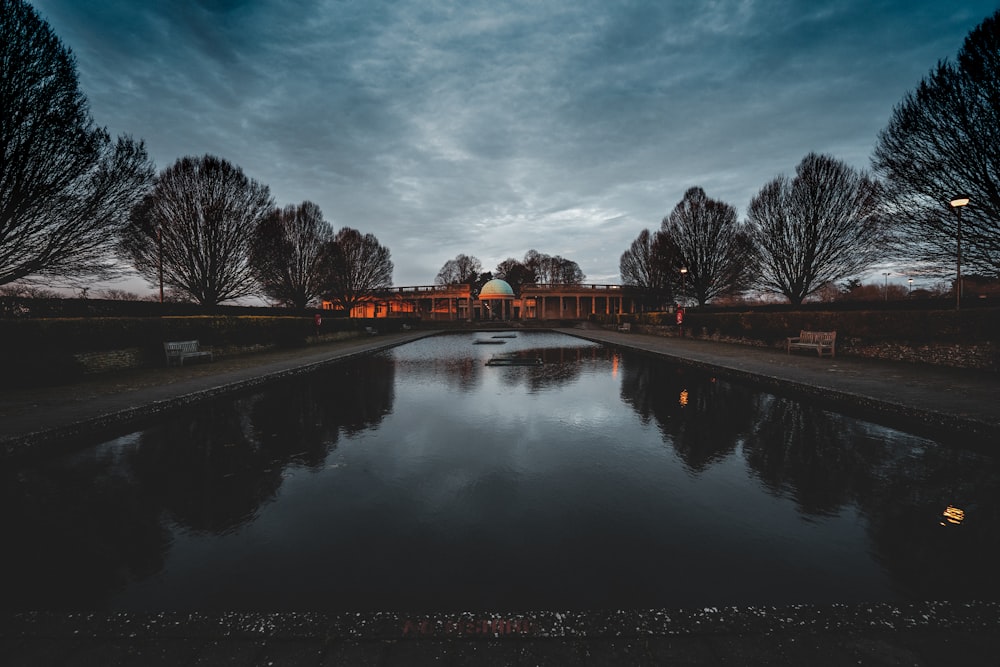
[164,340,214,366]
[618,322,632,333]
[786,330,836,357]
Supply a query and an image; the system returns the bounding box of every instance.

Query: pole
[956,206,962,311]
[158,225,164,304]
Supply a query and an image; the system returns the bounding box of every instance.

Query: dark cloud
[29,0,998,287]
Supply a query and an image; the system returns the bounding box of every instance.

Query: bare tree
[552,256,585,284]
[523,249,584,284]
[250,201,334,309]
[746,153,884,305]
[620,229,667,290]
[872,9,1000,278]
[660,187,751,306]
[121,155,273,306]
[0,282,58,298]
[98,288,142,301]
[494,257,535,294]
[434,254,481,285]
[0,0,154,286]
[320,227,393,313]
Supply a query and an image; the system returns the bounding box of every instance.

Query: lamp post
[883,272,891,301]
[949,195,970,311]
[908,277,913,297]
[679,267,688,305]
[157,224,164,304]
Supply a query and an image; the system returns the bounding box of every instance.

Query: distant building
[323,281,662,320]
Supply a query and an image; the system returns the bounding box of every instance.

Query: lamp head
[950,195,970,208]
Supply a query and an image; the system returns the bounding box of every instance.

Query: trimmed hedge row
[605,307,999,345]
[0,296,335,319]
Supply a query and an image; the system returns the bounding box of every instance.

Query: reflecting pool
[3,331,998,612]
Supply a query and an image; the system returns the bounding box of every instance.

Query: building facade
[327,281,664,321]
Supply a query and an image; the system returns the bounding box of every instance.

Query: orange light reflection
[940,505,965,526]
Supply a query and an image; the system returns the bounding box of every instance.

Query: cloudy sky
[29,0,998,290]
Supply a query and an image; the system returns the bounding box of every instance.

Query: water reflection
[391,332,604,393]
[1,353,395,608]
[619,356,753,472]
[741,396,891,517]
[2,333,998,611]
[127,353,396,533]
[2,438,171,609]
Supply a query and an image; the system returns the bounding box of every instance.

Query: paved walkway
[2,326,999,665]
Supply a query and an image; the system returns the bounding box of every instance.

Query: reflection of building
[325,281,659,320]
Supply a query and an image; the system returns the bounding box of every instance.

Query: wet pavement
[2,325,999,664]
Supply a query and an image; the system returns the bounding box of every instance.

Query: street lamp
[908,277,913,297]
[883,272,891,301]
[679,267,688,305]
[157,224,164,304]
[949,195,970,310]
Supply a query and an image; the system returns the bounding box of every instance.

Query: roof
[479,279,515,298]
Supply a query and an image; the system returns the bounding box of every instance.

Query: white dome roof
[479,279,515,298]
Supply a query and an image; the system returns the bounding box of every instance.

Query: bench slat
[786,330,836,358]
[164,340,213,366]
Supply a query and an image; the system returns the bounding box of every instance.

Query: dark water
[3,332,998,612]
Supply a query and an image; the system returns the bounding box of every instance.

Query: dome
[479,278,515,298]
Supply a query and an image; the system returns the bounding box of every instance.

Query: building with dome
[478,278,515,321]
[333,279,663,322]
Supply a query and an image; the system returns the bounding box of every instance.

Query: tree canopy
[0,0,153,286]
[434,254,482,285]
[494,257,536,295]
[250,201,333,309]
[121,155,273,305]
[660,187,750,306]
[872,9,1000,278]
[523,249,584,284]
[320,226,393,313]
[746,153,884,305]
[620,229,667,291]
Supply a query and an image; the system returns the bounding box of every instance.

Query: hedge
[599,307,999,345]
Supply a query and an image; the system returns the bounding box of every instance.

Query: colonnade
[337,284,653,320]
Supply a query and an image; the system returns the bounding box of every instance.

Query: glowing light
[679,389,689,407]
[940,505,965,526]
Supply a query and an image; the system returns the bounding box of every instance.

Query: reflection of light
[611,353,619,378]
[940,505,965,526]
[679,389,688,407]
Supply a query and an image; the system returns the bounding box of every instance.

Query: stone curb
[3,602,998,642]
